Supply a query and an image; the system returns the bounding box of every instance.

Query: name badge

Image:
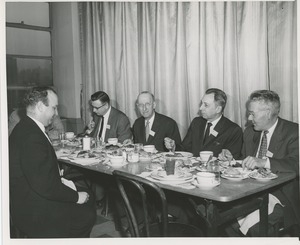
[266,151,273,158]
[106,125,110,129]
[211,129,218,137]
[149,130,155,136]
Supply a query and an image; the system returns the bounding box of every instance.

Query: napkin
[61,177,77,191]
[237,194,283,235]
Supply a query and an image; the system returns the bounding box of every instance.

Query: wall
[52,2,84,133]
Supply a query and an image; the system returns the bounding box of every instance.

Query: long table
[58,156,296,237]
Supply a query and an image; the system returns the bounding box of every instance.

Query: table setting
[55,134,279,188]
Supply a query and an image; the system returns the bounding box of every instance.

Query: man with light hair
[220,90,299,236]
[132,91,181,152]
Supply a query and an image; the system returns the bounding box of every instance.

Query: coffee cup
[65,132,75,140]
[108,138,118,145]
[199,151,213,162]
[196,172,215,185]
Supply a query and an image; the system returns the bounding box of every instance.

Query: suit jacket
[132,112,181,152]
[180,116,243,158]
[89,106,132,143]
[242,117,299,228]
[9,116,79,237]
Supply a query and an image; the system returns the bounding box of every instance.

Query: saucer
[192,180,220,189]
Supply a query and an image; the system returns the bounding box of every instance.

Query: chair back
[113,170,168,237]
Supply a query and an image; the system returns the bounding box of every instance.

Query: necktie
[145,120,150,141]
[98,116,104,140]
[203,122,212,144]
[258,130,269,158]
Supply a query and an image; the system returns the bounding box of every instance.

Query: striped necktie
[258,130,269,158]
[145,120,150,141]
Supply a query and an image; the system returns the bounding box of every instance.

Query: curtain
[78,2,297,138]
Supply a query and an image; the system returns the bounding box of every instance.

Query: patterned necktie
[203,122,212,144]
[98,116,104,139]
[258,130,269,158]
[145,120,150,141]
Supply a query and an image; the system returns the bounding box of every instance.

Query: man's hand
[242,156,267,170]
[218,149,233,161]
[77,192,89,204]
[123,139,133,145]
[164,137,175,152]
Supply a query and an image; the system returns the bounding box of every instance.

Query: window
[6,2,52,114]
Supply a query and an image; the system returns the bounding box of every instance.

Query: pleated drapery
[78,2,297,138]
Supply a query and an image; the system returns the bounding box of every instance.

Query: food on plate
[123,144,135,151]
[77,150,97,158]
[105,144,120,151]
[250,168,277,179]
[165,152,184,157]
[223,167,241,177]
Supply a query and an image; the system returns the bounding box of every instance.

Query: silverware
[204,155,213,167]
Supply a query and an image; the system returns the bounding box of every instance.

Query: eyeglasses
[248,109,269,117]
[137,103,152,109]
[91,103,107,110]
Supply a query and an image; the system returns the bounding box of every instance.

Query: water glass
[94,138,105,150]
[165,157,176,175]
[134,143,143,152]
[207,160,221,184]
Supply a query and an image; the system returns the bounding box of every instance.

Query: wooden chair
[112,170,204,237]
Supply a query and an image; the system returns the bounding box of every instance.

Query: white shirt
[256,119,278,169]
[98,106,111,141]
[206,115,222,135]
[145,112,155,130]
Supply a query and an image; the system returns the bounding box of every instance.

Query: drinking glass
[207,160,221,184]
[134,143,143,152]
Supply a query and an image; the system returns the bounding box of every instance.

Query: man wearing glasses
[132,91,181,152]
[85,91,132,144]
[220,90,299,236]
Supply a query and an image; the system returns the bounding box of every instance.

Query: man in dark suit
[165,88,243,158]
[86,91,132,144]
[132,91,181,152]
[220,90,299,236]
[9,87,96,238]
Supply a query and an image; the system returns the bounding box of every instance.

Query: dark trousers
[225,204,283,237]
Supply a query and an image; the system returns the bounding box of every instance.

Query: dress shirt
[256,119,278,169]
[206,115,222,135]
[145,112,155,131]
[99,106,112,140]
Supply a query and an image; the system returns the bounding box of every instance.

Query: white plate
[106,160,128,168]
[162,151,193,159]
[192,180,220,189]
[221,174,247,181]
[249,172,278,181]
[150,171,193,181]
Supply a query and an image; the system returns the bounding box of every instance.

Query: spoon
[204,155,213,167]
